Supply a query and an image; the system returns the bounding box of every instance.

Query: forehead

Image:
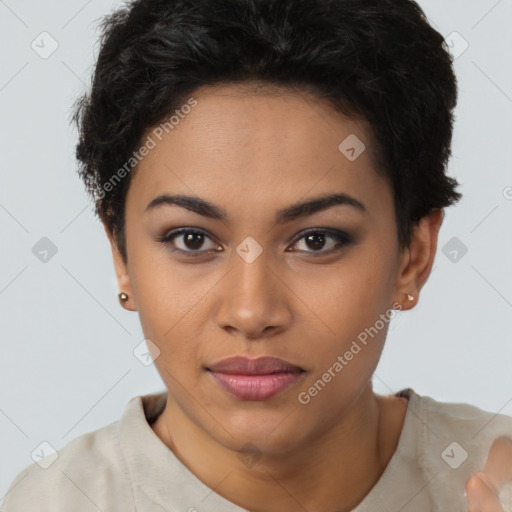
[126,83,392,220]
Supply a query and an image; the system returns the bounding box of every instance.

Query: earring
[118,292,129,305]
[407,294,414,302]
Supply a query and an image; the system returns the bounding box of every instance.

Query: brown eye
[289,229,352,255]
[179,231,207,251]
[158,228,221,256]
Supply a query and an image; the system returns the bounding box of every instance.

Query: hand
[465,436,512,511]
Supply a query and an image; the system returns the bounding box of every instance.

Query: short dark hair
[72,0,462,263]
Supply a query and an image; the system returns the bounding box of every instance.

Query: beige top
[2,388,512,512]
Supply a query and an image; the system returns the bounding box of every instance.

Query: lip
[206,356,304,375]
[206,356,306,401]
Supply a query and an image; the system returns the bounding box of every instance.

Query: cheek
[341,235,398,311]
[288,244,396,386]
[293,337,385,437]
[129,240,206,322]
[293,249,394,334]
[295,311,390,423]
[127,255,207,367]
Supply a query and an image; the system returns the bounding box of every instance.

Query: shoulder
[405,389,512,508]
[1,415,134,512]
[415,391,512,449]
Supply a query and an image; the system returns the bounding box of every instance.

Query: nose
[214,249,292,341]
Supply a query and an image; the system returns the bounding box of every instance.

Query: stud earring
[407,294,414,301]
[118,292,129,305]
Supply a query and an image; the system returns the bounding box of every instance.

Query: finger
[485,437,512,490]
[466,471,503,512]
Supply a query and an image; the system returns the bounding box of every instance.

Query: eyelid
[289,227,351,244]
[287,228,353,254]
[157,227,221,255]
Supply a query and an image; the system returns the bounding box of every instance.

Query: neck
[151,382,405,512]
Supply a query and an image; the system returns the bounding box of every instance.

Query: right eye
[156,228,222,257]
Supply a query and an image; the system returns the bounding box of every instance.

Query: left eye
[289,229,352,254]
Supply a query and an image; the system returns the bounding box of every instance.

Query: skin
[465,437,512,511]
[104,82,445,512]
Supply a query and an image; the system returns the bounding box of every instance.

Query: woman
[3,0,511,510]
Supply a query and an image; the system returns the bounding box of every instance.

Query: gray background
[1,0,511,502]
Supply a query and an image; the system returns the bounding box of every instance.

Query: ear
[103,222,137,311]
[392,209,444,311]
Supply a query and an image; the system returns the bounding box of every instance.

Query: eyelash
[156,227,353,258]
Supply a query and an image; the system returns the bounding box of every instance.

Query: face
[107,83,433,456]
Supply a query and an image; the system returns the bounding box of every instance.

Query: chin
[212,412,311,456]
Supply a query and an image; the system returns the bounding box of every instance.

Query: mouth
[205,356,306,400]
[206,355,305,374]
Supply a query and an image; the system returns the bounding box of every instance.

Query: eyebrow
[145,192,367,224]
